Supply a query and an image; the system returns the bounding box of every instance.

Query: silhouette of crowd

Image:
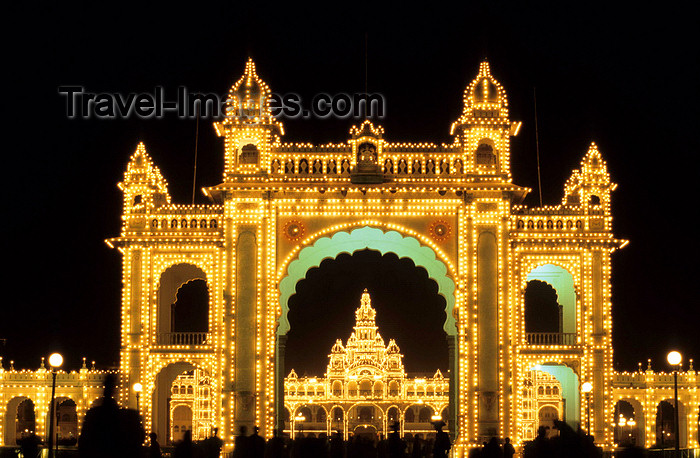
[464,422,602,458]
[217,420,450,458]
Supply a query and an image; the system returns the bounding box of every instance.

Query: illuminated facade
[0,358,107,446]
[283,289,449,439]
[99,58,699,453]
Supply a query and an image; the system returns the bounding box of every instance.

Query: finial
[638,362,643,372]
[91,360,96,370]
[41,356,46,370]
[10,360,14,371]
[82,357,87,370]
[646,359,652,371]
[689,359,694,371]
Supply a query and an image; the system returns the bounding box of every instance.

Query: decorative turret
[355,288,377,325]
[324,289,406,377]
[562,142,615,213]
[118,142,170,213]
[214,58,284,177]
[349,120,385,184]
[450,61,521,179]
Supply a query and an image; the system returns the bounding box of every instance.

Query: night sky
[2,3,698,374]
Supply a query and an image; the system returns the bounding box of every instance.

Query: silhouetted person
[503,437,515,458]
[523,426,552,458]
[387,422,406,458]
[18,432,41,458]
[149,432,162,458]
[432,421,451,458]
[201,428,224,458]
[250,426,266,458]
[329,430,344,458]
[173,430,195,458]
[482,437,502,458]
[234,426,250,458]
[265,428,286,458]
[411,435,423,458]
[79,374,145,458]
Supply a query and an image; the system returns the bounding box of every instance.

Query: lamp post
[48,352,63,458]
[133,382,143,413]
[667,350,682,457]
[582,381,592,436]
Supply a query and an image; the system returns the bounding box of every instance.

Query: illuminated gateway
[0,59,697,452]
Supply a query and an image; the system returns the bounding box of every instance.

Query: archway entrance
[153,362,213,445]
[277,226,457,438]
[4,397,36,445]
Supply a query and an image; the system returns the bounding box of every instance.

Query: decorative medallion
[283,220,305,242]
[429,220,451,242]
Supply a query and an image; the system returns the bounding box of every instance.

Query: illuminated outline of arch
[278,226,456,336]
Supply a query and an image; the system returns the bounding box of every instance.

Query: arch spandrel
[277,225,457,336]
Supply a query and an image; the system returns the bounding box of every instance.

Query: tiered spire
[355,288,377,326]
[119,142,171,212]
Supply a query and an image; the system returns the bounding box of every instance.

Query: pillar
[477,231,499,439]
[234,229,258,433]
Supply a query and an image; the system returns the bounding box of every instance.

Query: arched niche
[152,361,196,445]
[529,364,580,429]
[157,263,207,335]
[526,264,577,334]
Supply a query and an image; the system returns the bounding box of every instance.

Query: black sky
[2,2,698,373]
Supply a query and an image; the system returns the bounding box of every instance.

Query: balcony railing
[157,332,209,346]
[526,332,577,346]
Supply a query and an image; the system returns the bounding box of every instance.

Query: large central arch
[278,225,457,336]
[275,225,459,435]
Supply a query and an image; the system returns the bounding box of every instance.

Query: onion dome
[224,58,283,133]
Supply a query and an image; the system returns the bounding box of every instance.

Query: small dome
[225,58,274,121]
[464,61,506,109]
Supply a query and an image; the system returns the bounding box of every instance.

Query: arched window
[418,407,432,422]
[332,381,342,397]
[476,142,496,166]
[405,408,415,423]
[524,280,561,334]
[239,144,259,164]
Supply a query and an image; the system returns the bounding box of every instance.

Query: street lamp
[48,353,63,458]
[582,381,592,436]
[133,382,143,412]
[667,350,682,456]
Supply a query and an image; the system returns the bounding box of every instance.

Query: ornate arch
[277,225,457,336]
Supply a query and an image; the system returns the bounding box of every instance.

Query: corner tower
[214,58,284,178]
[450,61,521,180]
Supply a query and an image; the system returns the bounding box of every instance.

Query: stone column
[275,334,287,432]
[447,334,458,440]
[128,250,142,410]
[234,229,258,433]
[477,230,499,439]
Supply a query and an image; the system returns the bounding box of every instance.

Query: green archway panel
[527,264,577,334]
[531,363,580,428]
[278,226,456,336]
